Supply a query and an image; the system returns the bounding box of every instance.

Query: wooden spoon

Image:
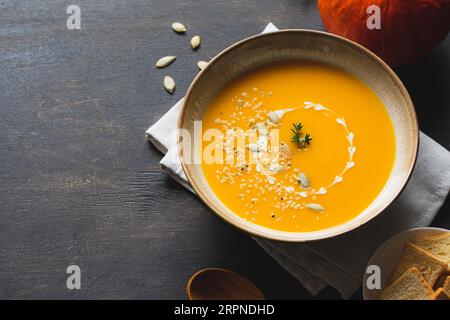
[186,268,265,300]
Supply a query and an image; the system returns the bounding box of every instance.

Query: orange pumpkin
[318,0,450,67]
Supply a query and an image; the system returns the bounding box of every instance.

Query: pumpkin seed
[306,203,325,212]
[191,35,201,49]
[280,143,292,159]
[197,60,208,70]
[155,56,176,68]
[255,123,267,136]
[298,172,310,188]
[268,163,283,173]
[163,75,175,94]
[171,22,186,33]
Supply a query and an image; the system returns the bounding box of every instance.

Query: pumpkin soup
[200,61,396,232]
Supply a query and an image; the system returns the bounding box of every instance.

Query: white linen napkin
[146,23,450,298]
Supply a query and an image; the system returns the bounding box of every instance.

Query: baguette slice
[443,276,450,297]
[390,243,447,286]
[431,288,449,300]
[414,232,450,270]
[380,267,433,300]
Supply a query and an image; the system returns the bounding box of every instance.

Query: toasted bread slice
[434,270,449,289]
[390,243,447,286]
[431,288,449,300]
[443,276,450,297]
[380,267,433,300]
[414,232,450,270]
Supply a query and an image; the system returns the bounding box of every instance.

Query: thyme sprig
[291,123,312,148]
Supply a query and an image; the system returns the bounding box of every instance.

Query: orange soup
[200,61,396,232]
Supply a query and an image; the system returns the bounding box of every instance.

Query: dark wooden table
[0,0,448,299]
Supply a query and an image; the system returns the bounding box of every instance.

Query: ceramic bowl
[178,30,419,242]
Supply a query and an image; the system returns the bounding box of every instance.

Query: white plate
[363,227,449,300]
